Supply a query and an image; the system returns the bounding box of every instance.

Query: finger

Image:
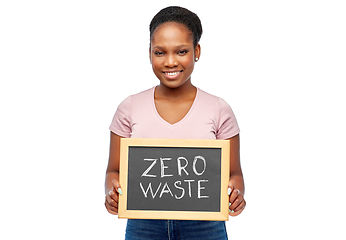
[229,207,245,217]
[230,197,244,212]
[229,188,241,203]
[105,200,118,215]
[234,199,246,213]
[227,179,236,195]
[108,190,119,202]
[107,193,118,207]
[105,200,117,212]
[112,179,123,195]
[230,200,246,216]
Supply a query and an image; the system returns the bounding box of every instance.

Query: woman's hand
[105,179,122,215]
[228,179,246,216]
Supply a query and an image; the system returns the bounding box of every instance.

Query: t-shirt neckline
[152,86,199,127]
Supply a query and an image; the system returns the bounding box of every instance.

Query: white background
[1,0,345,239]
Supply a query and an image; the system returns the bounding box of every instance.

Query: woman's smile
[163,70,183,79]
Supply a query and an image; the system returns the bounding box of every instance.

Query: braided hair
[149,6,203,48]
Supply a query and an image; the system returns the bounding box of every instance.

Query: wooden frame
[118,138,230,221]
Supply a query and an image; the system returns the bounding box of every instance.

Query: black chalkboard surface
[118,138,230,221]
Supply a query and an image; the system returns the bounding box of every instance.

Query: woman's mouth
[163,70,183,79]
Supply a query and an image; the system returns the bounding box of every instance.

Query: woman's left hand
[228,179,246,216]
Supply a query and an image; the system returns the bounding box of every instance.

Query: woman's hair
[149,6,203,48]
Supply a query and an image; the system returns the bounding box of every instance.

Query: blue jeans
[125,219,228,240]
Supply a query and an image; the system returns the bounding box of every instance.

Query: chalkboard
[118,138,230,221]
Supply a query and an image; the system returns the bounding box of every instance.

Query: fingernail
[227,188,232,195]
[108,190,113,196]
[117,188,123,195]
[231,210,234,213]
[229,203,232,206]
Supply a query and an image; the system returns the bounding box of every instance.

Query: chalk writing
[140,156,209,200]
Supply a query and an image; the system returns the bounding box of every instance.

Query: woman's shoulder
[196,88,235,115]
[128,87,154,100]
[197,88,227,105]
[133,87,154,96]
[119,87,154,104]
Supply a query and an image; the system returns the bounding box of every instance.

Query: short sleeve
[215,98,240,139]
[109,96,132,138]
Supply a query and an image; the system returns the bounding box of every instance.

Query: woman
[105,6,246,239]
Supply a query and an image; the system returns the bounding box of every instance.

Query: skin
[150,22,201,125]
[105,22,246,217]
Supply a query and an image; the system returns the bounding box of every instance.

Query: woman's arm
[227,134,246,216]
[104,132,123,215]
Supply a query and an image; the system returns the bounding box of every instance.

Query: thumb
[227,179,236,195]
[112,179,123,195]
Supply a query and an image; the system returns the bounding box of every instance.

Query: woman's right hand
[105,179,122,215]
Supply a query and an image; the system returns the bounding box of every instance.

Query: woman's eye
[154,51,164,56]
[178,50,188,55]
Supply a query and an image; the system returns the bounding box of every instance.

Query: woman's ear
[195,44,201,62]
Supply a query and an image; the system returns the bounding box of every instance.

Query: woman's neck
[155,80,196,101]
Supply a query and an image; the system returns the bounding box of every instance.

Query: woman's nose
[164,54,178,67]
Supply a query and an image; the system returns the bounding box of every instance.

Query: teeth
[165,71,180,76]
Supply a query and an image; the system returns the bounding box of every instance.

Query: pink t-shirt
[109,87,240,140]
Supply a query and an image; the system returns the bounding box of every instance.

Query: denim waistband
[125,219,227,240]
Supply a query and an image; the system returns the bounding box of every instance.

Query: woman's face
[150,22,200,89]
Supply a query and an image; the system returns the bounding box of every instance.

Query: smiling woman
[105,6,245,240]
[150,22,200,91]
